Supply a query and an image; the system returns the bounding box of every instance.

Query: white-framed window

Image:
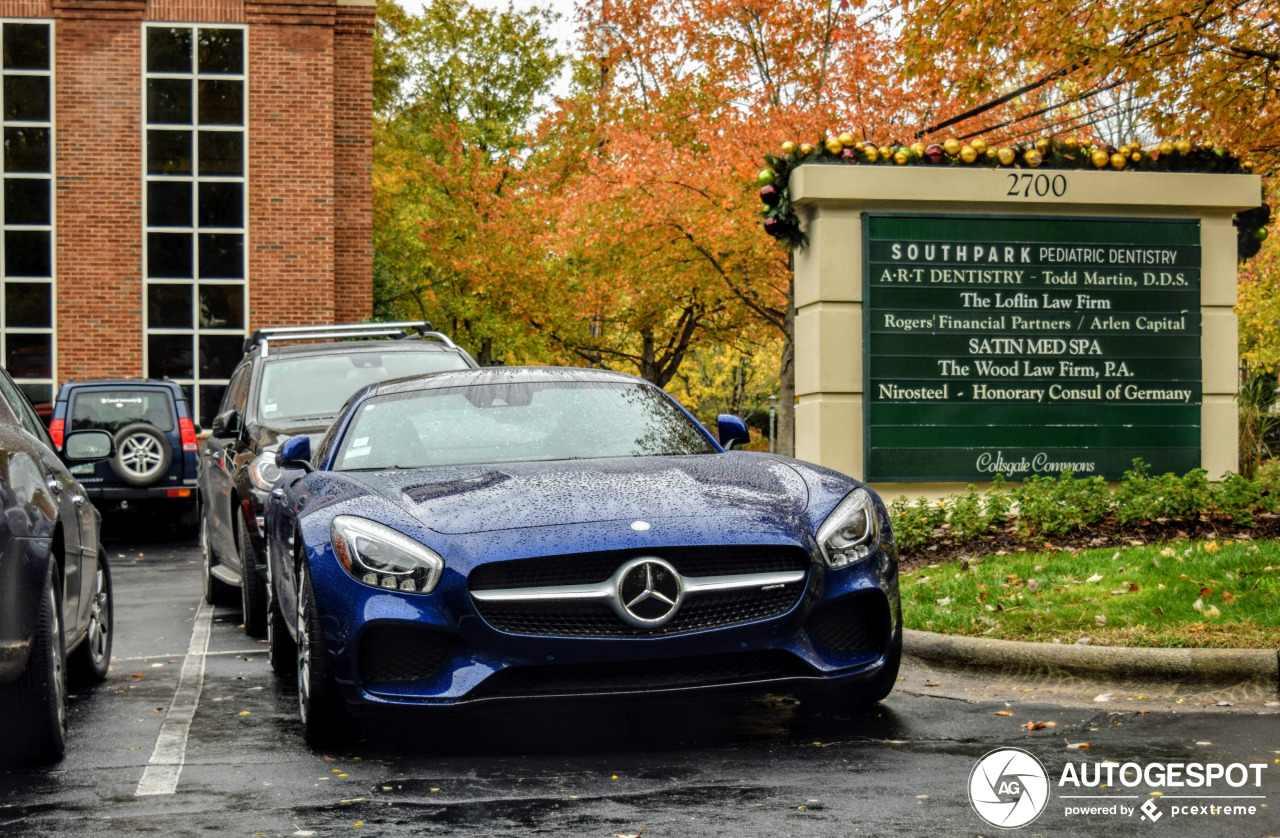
[143,23,247,427]
[2,20,55,411]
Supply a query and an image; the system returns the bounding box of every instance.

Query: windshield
[72,390,174,433]
[334,381,717,470]
[258,351,469,424]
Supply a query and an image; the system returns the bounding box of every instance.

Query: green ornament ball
[757,169,777,186]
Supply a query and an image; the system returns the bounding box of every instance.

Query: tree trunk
[777,276,795,457]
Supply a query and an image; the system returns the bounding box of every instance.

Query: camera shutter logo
[969,747,1050,828]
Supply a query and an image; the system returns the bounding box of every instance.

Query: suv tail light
[49,418,64,449]
[179,417,198,452]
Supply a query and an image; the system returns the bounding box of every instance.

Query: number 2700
[1006,173,1067,197]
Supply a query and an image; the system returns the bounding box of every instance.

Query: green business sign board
[864,214,1202,482]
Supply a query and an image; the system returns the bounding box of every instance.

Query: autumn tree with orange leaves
[548,0,908,454]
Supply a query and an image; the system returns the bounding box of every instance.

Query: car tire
[0,565,67,764]
[266,545,296,676]
[201,514,235,606]
[237,515,267,637]
[296,562,350,747]
[109,423,172,488]
[68,550,113,685]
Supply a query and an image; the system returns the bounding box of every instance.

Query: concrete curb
[903,629,1280,692]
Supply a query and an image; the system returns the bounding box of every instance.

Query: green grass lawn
[901,538,1280,648]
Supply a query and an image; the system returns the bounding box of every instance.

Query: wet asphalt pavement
[1,516,1278,837]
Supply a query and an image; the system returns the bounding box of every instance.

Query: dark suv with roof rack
[48,379,199,512]
[199,322,477,636]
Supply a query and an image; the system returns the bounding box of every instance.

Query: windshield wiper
[279,414,336,423]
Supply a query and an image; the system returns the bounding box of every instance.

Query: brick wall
[0,0,374,384]
[245,10,337,331]
[332,2,372,323]
[53,8,145,380]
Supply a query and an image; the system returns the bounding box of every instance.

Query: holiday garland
[757,135,1270,259]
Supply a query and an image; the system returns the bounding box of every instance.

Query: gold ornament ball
[1110,152,1126,170]
[1203,140,1215,150]
[1090,149,1110,168]
[893,149,910,166]
[1174,139,1192,154]
[1130,151,1143,163]
[1157,141,1174,156]
[825,138,844,155]
[997,147,1016,166]
[911,142,927,157]
[1242,159,1254,170]
[1023,149,1043,167]
[854,141,866,151]
[943,138,961,156]
[800,143,815,156]
[781,141,795,154]
[878,146,891,160]
[1064,137,1079,151]
[986,148,997,160]
[1035,138,1050,153]
[838,133,856,147]
[972,138,988,154]
[864,147,879,163]
[959,145,978,164]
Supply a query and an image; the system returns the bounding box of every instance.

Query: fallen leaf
[1066,741,1091,749]
[1025,721,1047,730]
[1221,591,1237,604]
[936,597,951,606]
[1094,693,1113,702]
[1086,573,1104,583]
[1095,615,1106,626]
[238,711,251,716]
[613,832,644,838]
[1193,598,1204,612]
[993,710,1014,716]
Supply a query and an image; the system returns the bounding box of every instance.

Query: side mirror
[63,429,115,462]
[717,415,751,450]
[211,409,241,438]
[275,435,312,472]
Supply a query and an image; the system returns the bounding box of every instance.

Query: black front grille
[470,650,814,698]
[474,584,803,638]
[468,545,809,591]
[805,592,890,654]
[359,624,454,685]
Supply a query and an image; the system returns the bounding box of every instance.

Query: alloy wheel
[296,569,311,724]
[118,433,164,479]
[84,568,109,666]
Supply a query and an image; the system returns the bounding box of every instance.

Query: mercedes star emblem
[614,557,684,627]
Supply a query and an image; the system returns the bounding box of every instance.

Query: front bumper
[307,538,901,712]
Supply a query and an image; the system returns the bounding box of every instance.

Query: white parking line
[135,602,214,796]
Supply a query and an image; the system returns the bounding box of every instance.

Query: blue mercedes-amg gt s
[263,367,901,744]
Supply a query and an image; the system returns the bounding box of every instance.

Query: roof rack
[246,321,459,357]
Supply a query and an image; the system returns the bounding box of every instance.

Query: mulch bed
[898,513,1280,574]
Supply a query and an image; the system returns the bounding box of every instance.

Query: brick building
[0,0,374,425]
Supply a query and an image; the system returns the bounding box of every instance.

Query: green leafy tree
[372,0,564,364]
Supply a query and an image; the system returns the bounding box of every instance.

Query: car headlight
[330,515,443,594]
[815,488,881,569]
[248,451,282,491]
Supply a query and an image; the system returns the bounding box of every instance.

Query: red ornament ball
[924,144,945,164]
[760,184,781,206]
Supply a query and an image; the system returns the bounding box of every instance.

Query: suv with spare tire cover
[47,379,199,511]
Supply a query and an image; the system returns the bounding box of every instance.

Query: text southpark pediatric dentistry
[1058,760,1269,823]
